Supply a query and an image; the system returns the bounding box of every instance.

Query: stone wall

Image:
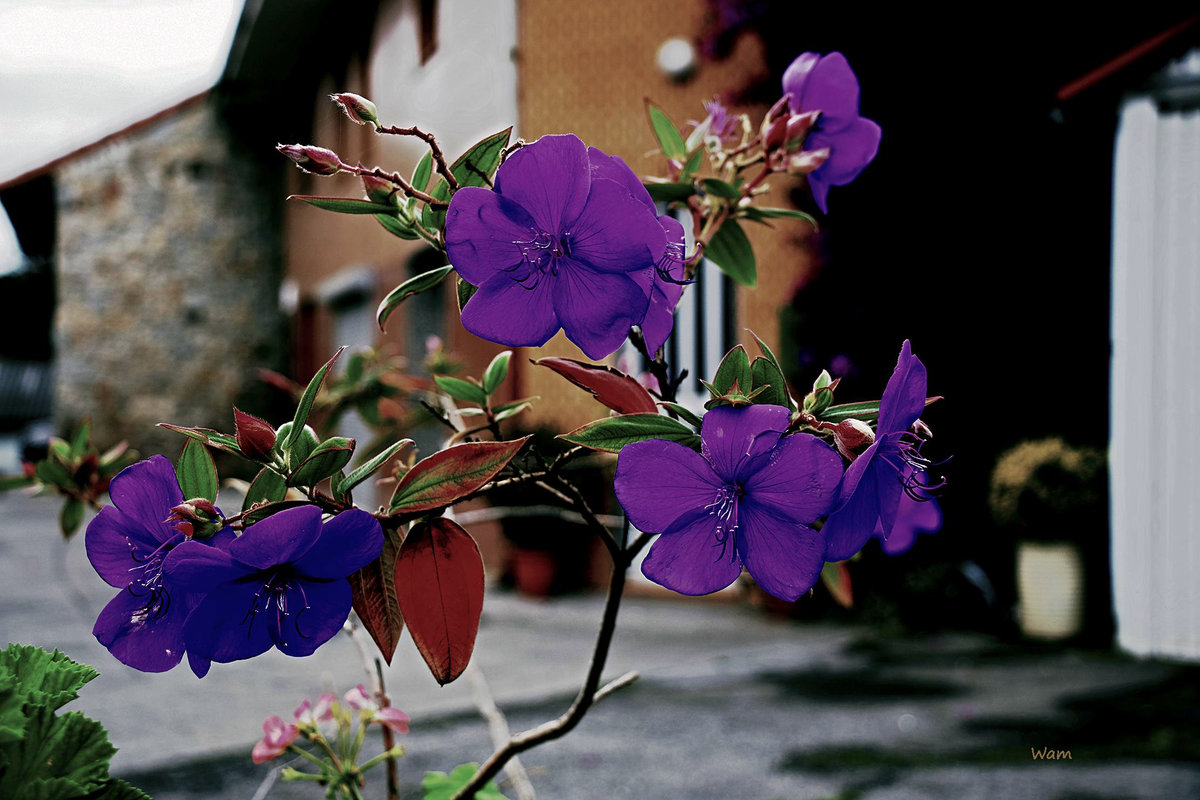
[55,97,285,456]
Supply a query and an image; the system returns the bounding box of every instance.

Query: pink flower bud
[374,707,411,735]
[832,419,876,461]
[344,684,375,711]
[252,716,299,764]
[277,143,344,176]
[362,174,400,205]
[330,93,380,128]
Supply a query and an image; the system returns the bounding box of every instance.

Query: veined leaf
[157,424,242,457]
[481,351,512,396]
[456,276,478,312]
[242,467,288,512]
[377,266,454,331]
[336,439,414,498]
[290,195,398,214]
[643,181,696,202]
[390,437,530,512]
[376,213,420,240]
[433,375,488,405]
[645,99,687,160]
[705,219,756,287]
[175,439,218,502]
[533,357,658,415]
[411,151,433,194]
[560,413,700,453]
[350,528,405,663]
[284,348,344,452]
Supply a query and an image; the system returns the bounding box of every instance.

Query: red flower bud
[330,92,380,128]
[234,408,277,461]
[277,144,344,176]
[832,419,876,461]
[361,174,400,206]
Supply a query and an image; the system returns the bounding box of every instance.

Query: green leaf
[643,181,696,202]
[59,498,84,539]
[242,467,288,512]
[818,400,882,423]
[411,151,433,194]
[0,707,114,798]
[390,437,530,512]
[68,420,91,459]
[422,763,508,800]
[0,675,26,743]
[290,195,398,214]
[744,205,818,225]
[0,474,35,492]
[377,265,454,331]
[284,348,344,452]
[274,422,320,470]
[699,177,740,199]
[711,345,752,396]
[481,351,512,395]
[289,437,356,487]
[176,439,218,502]
[705,219,756,287]
[679,147,705,180]
[0,645,97,713]
[751,356,794,410]
[433,375,488,405]
[157,424,243,457]
[456,276,478,312]
[492,402,531,422]
[645,99,687,160]
[375,213,420,240]
[34,459,73,490]
[659,401,703,429]
[335,438,414,497]
[491,396,538,414]
[560,413,700,454]
[87,778,153,800]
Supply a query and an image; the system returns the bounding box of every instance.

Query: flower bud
[362,174,400,206]
[167,498,224,540]
[234,408,277,462]
[277,143,343,176]
[786,147,830,175]
[832,419,876,461]
[330,92,380,128]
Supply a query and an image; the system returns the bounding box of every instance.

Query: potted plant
[990,438,1106,640]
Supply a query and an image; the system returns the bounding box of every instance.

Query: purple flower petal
[823,456,887,561]
[293,509,383,579]
[872,448,905,539]
[785,51,861,130]
[614,439,723,533]
[274,579,352,657]
[641,216,686,354]
[641,507,743,595]
[568,177,665,274]
[877,340,927,435]
[163,539,245,590]
[107,455,183,540]
[809,117,881,185]
[587,148,655,211]
[494,134,590,233]
[460,270,560,348]
[187,651,212,679]
[227,505,324,570]
[700,405,790,482]
[742,432,842,523]
[93,585,191,672]
[445,188,540,286]
[736,501,826,602]
[552,261,652,360]
[85,505,163,589]
[184,580,275,663]
[878,489,942,556]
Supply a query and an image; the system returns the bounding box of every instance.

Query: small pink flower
[294,692,337,724]
[344,684,375,711]
[252,716,299,764]
[374,707,411,735]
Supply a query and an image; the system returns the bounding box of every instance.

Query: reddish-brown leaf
[395,518,484,685]
[533,357,658,415]
[389,436,530,512]
[350,528,405,663]
[234,408,277,461]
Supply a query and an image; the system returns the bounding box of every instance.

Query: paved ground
[3,490,1200,799]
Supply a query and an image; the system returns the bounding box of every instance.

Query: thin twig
[345,164,447,208]
[452,504,623,530]
[375,125,460,191]
[592,670,640,703]
[463,662,537,800]
[344,620,400,800]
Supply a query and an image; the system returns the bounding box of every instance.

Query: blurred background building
[1,2,1198,659]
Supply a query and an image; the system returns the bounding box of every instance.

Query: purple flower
[823,340,934,561]
[445,134,667,360]
[615,405,843,601]
[875,476,942,556]
[782,51,881,213]
[163,506,382,674]
[85,455,232,674]
[587,148,687,355]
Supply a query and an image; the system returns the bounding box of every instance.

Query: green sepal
[434,375,488,405]
[710,345,752,396]
[705,219,756,287]
[751,356,793,410]
[559,413,701,454]
[176,439,219,502]
[242,467,288,512]
[645,99,687,160]
[290,195,399,214]
[283,348,344,452]
[377,265,455,331]
[481,351,512,395]
[289,437,356,487]
[335,438,414,498]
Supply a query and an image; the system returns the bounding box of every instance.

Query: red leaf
[234,408,277,461]
[390,436,530,513]
[820,561,853,609]
[533,357,658,415]
[350,528,405,663]
[395,518,484,685]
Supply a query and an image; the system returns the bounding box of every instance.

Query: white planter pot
[1016,540,1084,640]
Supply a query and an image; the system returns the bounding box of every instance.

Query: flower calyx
[167,498,225,540]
